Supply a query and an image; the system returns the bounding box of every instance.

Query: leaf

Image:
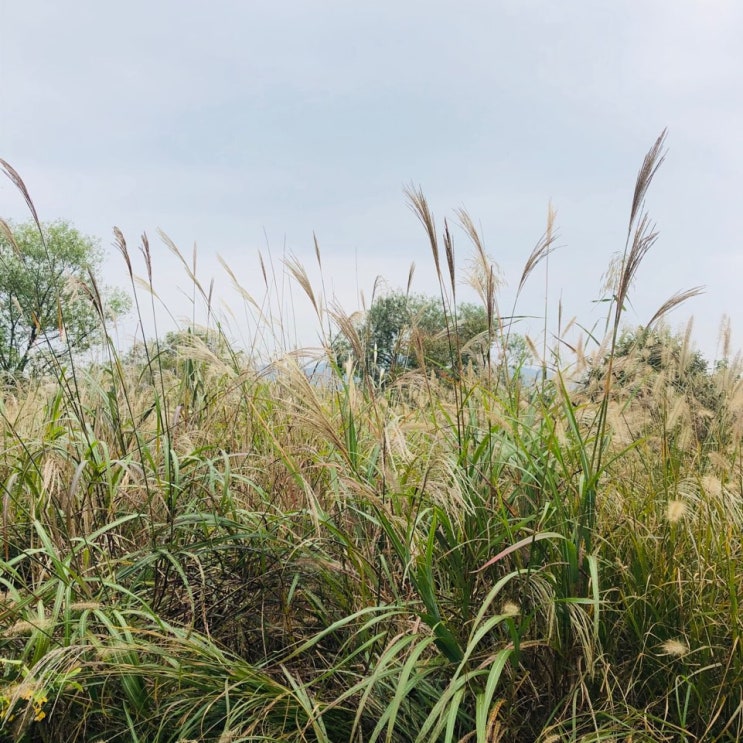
[477,532,564,572]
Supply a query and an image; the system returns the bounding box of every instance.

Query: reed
[1,135,741,741]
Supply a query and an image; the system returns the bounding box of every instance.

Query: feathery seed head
[666,499,687,524]
[6,618,52,636]
[501,601,521,617]
[69,601,102,612]
[660,638,689,657]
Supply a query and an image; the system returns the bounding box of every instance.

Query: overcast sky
[1,1,741,360]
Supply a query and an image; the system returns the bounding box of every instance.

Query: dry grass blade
[133,274,160,297]
[518,203,557,295]
[679,316,694,371]
[405,185,441,284]
[158,229,209,302]
[0,159,43,235]
[718,314,732,360]
[645,286,704,329]
[285,254,320,318]
[217,255,263,313]
[206,278,214,319]
[456,209,500,315]
[369,274,385,307]
[457,208,501,332]
[112,227,133,278]
[0,218,20,255]
[329,304,364,365]
[629,129,667,232]
[443,219,456,300]
[455,208,489,268]
[84,271,106,323]
[406,262,416,295]
[486,266,497,333]
[615,214,658,315]
[140,232,153,285]
[313,233,322,270]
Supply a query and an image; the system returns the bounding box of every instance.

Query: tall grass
[1,137,742,741]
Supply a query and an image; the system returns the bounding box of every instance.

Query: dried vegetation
[1,137,742,741]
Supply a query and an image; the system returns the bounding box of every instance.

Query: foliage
[123,326,246,375]
[0,220,130,378]
[583,324,731,446]
[332,291,530,382]
[2,138,742,741]
[589,324,709,386]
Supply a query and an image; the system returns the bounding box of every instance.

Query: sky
[1,1,742,362]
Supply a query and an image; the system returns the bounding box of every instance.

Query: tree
[0,220,130,377]
[582,325,730,445]
[586,325,713,399]
[123,326,245,378]
[333,291,504,382]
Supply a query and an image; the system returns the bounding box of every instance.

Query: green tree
[583,325,731,445]
[123,326,245,377]
[333,291,510,382]
[0,220,129,377]
[589,325,713,399]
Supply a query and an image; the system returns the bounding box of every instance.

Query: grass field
[1,135,742,741]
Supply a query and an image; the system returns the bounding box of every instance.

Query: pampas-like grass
[1,134,741,742]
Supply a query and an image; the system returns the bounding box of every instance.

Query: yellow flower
[18,685,34,701]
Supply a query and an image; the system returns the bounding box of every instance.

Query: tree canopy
[582,324,733,446]
[332,291,528,382]
[123,326,246,377]
[0,220,129,377]
[587,325,714,397]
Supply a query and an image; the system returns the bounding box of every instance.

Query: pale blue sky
[1,1,741,360]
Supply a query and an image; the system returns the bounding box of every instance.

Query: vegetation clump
[0,139,741,741]
[0,215,129,378]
